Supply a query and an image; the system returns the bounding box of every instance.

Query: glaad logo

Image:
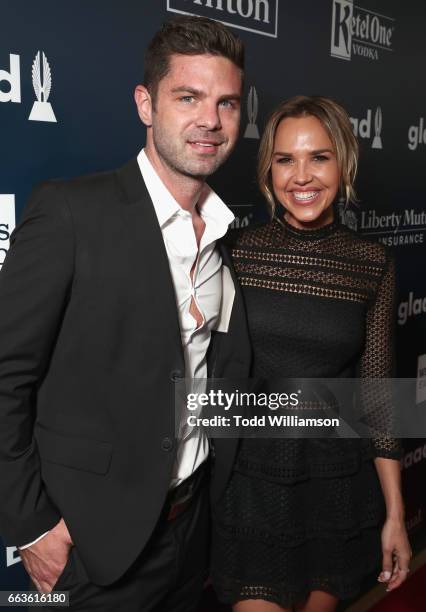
[0,54,21,102]
[401,445,426,471]
[350,107,383,149]
[416,354,426,404]
[398,293,426,326]
[167,0,279,38]
[29,51,56,122]
[6,547,22,568]
[408,118,426,151]
[330,0,395,62]
[244,85,259,139]
[0,194,16,271]
[0,51,56,122]
[405,508,423,532]
[230,205,254,228]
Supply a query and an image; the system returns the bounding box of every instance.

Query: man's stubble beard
[152,120,233,180]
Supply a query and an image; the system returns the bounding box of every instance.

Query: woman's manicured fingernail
[383,571,391,580]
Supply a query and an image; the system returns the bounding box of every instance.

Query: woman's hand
[378,517,412,591]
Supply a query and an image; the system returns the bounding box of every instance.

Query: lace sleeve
[359,252,402,459]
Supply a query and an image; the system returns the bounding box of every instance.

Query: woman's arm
[374,457,412,591]
[359,250,411,589]
[374,457,403,520]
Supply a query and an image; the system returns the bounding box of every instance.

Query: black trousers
[33,483,210,612]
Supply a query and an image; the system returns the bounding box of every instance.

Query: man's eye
[220,100,234,108]
[180,96,195,103]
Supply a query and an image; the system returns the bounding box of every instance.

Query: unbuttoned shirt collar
[136,148,234,487]
[137,149,234,240]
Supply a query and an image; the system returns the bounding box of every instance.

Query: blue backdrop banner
[1,1,425,609]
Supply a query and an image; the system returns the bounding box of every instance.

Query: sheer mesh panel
[212,218,399,607]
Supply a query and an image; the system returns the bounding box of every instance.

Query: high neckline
[276,215,340,240]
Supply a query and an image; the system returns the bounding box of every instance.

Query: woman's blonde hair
[258,95,359,218]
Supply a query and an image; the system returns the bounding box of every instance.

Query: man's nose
[197,102,222,130]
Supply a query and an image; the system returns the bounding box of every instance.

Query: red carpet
[199,564,426,611]
[367,563,426,611]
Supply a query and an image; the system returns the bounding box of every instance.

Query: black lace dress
[211,217,402,608]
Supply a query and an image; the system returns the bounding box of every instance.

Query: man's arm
[0,181,74,546]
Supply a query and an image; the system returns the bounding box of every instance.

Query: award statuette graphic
[28,51,57,123]
[371,106,383,149]
[337,196,358,231]
[244,85,260,139]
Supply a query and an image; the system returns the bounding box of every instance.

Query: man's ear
[134,85,153,127]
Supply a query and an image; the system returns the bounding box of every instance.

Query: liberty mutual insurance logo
[244,85,259,139]
[330,0,395,62]
[167,0,279,38]
[29,51,56,122]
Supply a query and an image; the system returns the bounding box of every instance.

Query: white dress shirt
[20,150,234,549]
[138,149,234,486]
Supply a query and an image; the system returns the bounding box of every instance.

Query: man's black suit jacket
[0,159,251,585]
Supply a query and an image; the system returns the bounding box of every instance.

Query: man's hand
[19,518,74,593]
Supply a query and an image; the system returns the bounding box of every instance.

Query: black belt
[165,461,208,521]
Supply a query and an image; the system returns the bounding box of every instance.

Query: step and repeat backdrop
[1,0,426,609]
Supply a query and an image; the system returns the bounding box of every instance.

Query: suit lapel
[114,160,250,378]
[115,159,183,357]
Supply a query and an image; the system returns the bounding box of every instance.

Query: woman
[211,96,411,612]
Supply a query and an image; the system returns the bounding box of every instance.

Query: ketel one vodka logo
[244,85,259,139]
[350,107,383,149]
[330,0,395,62]
[29,51,56,122]
[167,0,279,38]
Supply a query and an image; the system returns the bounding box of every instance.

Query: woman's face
[271,115,340,229]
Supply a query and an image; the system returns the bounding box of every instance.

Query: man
[0,16,250,611]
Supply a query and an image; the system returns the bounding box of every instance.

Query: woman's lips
[290,190,320,205]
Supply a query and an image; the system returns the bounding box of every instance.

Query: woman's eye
[313,155,329,162]
[276,157,293,164]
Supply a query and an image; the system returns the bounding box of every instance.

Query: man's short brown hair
[144,15,245,105]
